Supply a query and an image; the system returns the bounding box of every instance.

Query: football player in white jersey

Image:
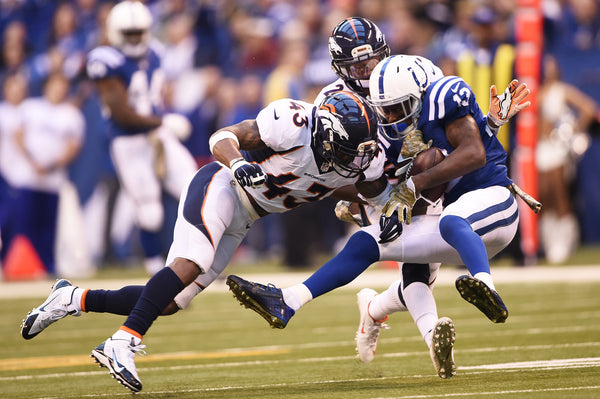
[20,91,399,392]
[86,0,197,275]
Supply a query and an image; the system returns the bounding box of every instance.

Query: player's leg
[227,229,381,328]
[110,135,165,275]
[92,164,248,392]
[440,186,518,323]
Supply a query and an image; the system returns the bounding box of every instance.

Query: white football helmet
[106,1,153,58]
[368,55,443,140]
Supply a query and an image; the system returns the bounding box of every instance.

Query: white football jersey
[313,78,354,105]
[242,98,385,214]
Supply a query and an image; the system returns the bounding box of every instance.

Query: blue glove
[230,157,267,188]
[379,210,403,244]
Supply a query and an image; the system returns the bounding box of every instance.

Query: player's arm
[94,76,162,130]
[209,119,269,188]
[410,115,485,196]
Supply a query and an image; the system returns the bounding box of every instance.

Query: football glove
[162,113,192,141]
[400,130,432,159]
[382,177,417,224]
[379,210,402,244]
[230,157,267,188]
[487,79,531,129]
[334,200,364,227]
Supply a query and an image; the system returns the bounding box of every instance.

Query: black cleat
[455,275,508,323]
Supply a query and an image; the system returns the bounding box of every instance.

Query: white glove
[487,79,531,130]
[162,113,192,141]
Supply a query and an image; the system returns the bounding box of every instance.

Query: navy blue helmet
[329,17,390,96]
[314,91,379,178]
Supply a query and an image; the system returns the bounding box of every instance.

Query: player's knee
[137,201,164,231]
[161,301,180,315]
[439,214,469,242]
[402,263,430,288]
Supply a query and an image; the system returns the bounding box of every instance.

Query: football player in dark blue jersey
[226,54,532,379]
[86,1,197,276]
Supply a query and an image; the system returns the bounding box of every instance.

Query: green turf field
[1,269,599,399]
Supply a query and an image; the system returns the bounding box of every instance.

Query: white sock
[71,288,85,312]
[403,282,438,348]
[282,284,313,311]
[112,328,141,345]
[474,272,496,291]
[368,280,407,321]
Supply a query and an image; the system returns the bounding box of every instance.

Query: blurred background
[0,0,599,280]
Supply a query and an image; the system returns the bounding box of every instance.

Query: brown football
[407,147,447,214]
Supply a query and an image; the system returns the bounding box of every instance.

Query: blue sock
[303,231,380,298]
[123,267,184,336]
[85,286,144,315]
[140,229,162,258]
[439,215,490,275]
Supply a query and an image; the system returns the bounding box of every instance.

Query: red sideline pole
[514,1,542,262]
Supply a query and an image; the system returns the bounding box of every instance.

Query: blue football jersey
[86,45,165,137]
[416,76,512,206]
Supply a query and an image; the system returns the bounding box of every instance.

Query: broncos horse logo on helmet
[329,17,390,96]
[313,91,379,178]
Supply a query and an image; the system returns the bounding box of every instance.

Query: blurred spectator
[1,72,85,276]
[537,54,597,262]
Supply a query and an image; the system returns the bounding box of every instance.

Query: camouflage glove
[381,177,417,224]
[334,200,364,227]
[488,79,531,129]
[400,130,432,159]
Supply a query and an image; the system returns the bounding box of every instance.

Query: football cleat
[21,279,81,340]
[226,275,295,329]
[355,288,389,363]
[91,337,146,393]
[429,317,456,379]
[455,275,508,323]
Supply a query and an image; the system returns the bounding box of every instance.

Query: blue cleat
[226,275,295,329]
[455,275,508,323]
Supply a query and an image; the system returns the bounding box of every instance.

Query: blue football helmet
[329,17,390,96]
[314,91,379,178]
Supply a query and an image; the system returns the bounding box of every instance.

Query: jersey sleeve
[424,77,477,127]
[256,99,313,151]
[86,46,125,81]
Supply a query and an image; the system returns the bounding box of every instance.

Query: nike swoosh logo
[273,109,280,120]
[111,352,125,373]
[450,82,460,93]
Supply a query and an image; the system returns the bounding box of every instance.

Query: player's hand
[230,157,267,188]
[379,210,402,243]
[162,113,192,141]
[334,200,364,227]
[400,130,432,159]
[381,177,417,224]
[488,79,531,128]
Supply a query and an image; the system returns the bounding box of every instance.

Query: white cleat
[91,337,146,393]
[21,279,80,340]
[355,288,389,363]
[429,317,456,379]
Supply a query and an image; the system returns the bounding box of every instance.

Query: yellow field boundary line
[0,348,290,371]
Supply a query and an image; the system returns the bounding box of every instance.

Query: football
[407,147,447,213]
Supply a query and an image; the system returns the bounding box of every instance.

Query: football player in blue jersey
[226,54,533,379]
[86,0,197,275]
